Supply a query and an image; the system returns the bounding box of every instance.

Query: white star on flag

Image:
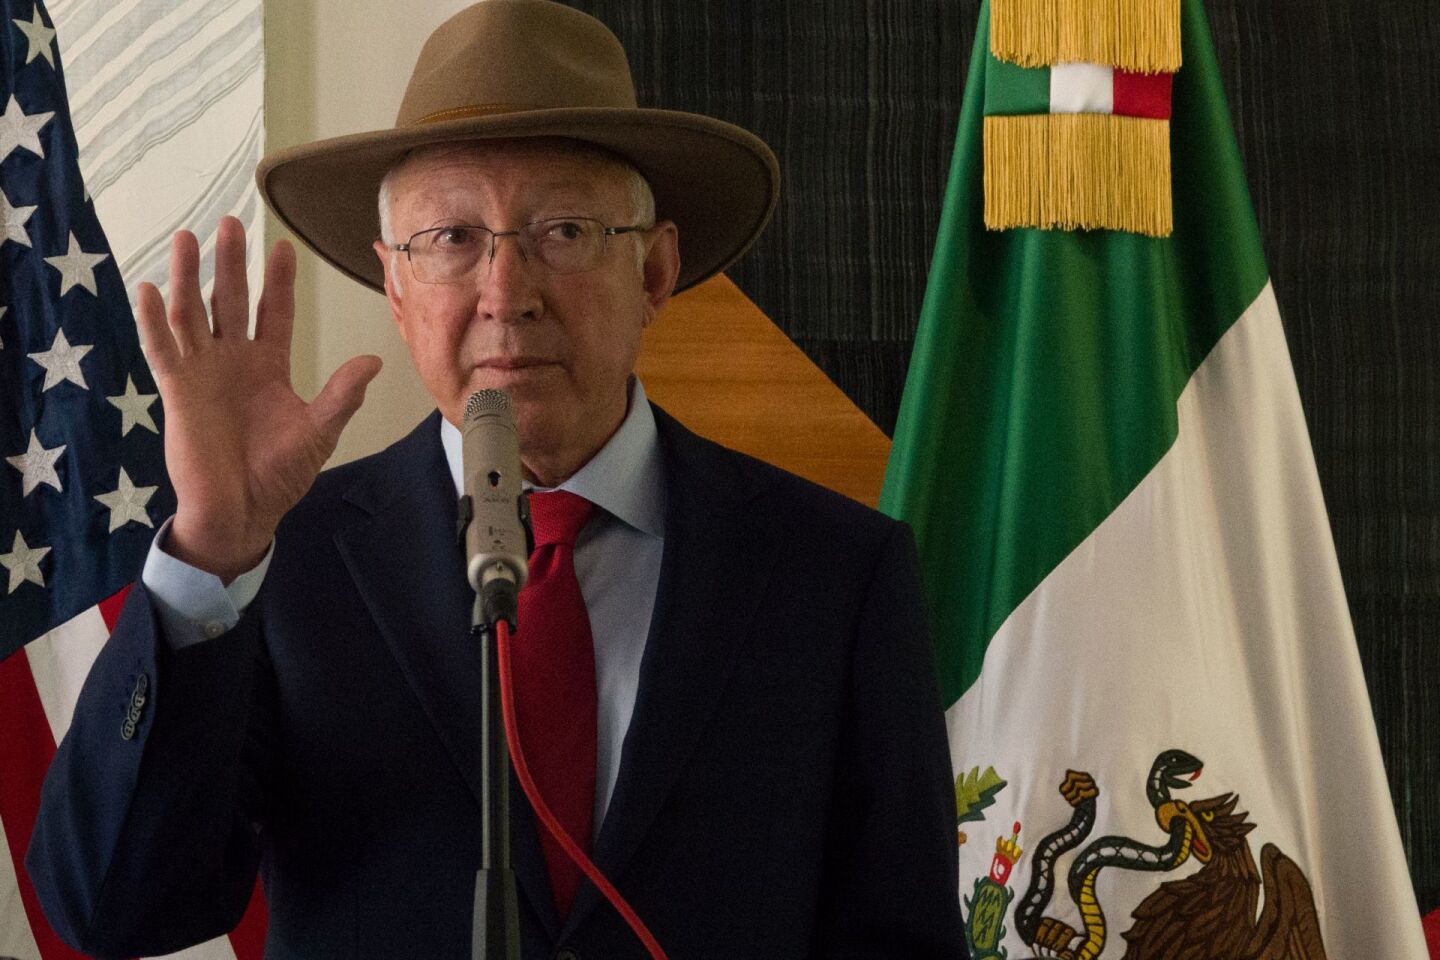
[1,530,50,593]
[5,428,65,496]
[0,93,53,163]
[27,327,93,391]
[0,187,36,247]
[93,467,158,532]
[44,231,108,296]
[107,374,160,435]
[11,6,56,68]
[0,305,6,348]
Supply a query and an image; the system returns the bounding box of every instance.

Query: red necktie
[514,490,598,918]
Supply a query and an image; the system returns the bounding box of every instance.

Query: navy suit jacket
[28,406,964,959]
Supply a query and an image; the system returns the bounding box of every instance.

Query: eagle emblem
[1005,750,1330,959]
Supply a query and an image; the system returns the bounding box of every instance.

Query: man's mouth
[478,357,556,371]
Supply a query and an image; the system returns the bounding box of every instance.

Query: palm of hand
[139,218,381,580]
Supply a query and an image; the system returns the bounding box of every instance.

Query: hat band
[411,103,528,125]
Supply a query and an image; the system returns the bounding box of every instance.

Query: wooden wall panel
[638,275,891,507]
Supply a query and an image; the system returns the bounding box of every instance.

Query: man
[27,1,964,957]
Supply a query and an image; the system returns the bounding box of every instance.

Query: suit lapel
[563,409,784,934]
[330,409,784,940]
[331,413,559,939]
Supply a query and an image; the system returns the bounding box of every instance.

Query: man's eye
[435,227,479,248]
[546,220,586,242]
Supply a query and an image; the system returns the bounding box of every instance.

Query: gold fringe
[984,114,1173,236]
[991,0,1181,73]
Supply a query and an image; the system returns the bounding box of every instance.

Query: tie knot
[527,490,594,548]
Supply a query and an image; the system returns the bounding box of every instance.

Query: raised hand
[136,216,382,582]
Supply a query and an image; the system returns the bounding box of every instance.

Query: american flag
[0,0,264,955]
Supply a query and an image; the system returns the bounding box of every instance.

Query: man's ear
[373,239,409,341]
[640,220,681,326]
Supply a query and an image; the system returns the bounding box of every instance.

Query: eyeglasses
[388,217,647,284]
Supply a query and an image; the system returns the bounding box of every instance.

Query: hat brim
[256,107,779,296]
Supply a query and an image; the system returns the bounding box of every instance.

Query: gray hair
[377,145,657,293]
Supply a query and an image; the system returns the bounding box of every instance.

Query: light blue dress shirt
[141,379,666,832]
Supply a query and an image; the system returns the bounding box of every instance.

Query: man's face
[373,139,679,484]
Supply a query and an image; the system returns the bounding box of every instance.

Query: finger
[135,281,180,374]
[255,238,296,349]
[209,216,250,339]
[166,231,209,354]
[310,354,383,440]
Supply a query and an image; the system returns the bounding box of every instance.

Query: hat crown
[397,0,638,126]
[257,0,778,297]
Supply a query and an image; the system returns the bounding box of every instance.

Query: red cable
[495,619,670,960]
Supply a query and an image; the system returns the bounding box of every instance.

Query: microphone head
[464,389,513,426]
[460,387,528,593]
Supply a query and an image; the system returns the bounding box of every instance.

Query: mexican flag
[880,1,1428,957]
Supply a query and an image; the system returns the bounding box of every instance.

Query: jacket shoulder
[281,411,447,537]
[652,403,906,551]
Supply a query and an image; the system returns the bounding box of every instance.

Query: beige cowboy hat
[255,0,779,295]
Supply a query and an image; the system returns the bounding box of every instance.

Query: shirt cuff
[140,516,275,650]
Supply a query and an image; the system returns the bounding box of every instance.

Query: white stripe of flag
[1050,61,1114,114]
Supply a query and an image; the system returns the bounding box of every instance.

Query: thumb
[311,354,383,438]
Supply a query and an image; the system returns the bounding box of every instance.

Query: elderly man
[28,1,964,958]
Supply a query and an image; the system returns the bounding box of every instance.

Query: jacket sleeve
[813,521,969,959]
[25,582,277,959]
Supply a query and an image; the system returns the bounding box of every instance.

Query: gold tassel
[984,113,1173,236]
[991,0,1182,73]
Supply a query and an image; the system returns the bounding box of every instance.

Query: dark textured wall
[563,0,1440,913]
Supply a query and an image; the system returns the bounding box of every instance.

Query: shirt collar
[439,377,665,538]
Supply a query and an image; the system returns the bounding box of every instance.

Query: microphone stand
[461,494,523,960]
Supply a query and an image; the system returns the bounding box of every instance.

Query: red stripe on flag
[1423,907,1440,960]
[97,583,132,633]
[1113,70,1173,119]
[0,648,89,959]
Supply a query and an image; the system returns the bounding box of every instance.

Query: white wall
[264,0,475,466]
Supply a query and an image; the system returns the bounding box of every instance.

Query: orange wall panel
[638,275,892,508]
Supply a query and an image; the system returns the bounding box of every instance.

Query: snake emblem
[1014,749,1213,960]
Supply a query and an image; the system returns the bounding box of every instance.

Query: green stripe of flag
[983,51,1049,115]
[881,0,1270,707]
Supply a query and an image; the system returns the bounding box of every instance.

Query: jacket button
[555,950,580,960]
[120,673,149,740]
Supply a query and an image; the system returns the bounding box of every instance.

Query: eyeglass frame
[384,217,650,284]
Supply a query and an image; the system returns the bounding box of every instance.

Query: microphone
[461,390,531,625]
[462,389,527,957]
